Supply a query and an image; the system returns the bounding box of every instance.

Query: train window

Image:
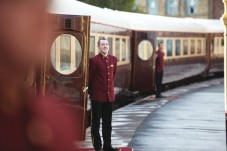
[148,0,158,15]
[127,39,130,61]
[108,37,113,55]
[197,40,202,54]
[60,35,71,71]
[221,38,224,46]
[203,39,206,54]
[122,39,127,61]
[75,39,82,68]
[115,38,120,61]
[186,0,198,15]
[183,40,188,55]
[99,36,104,40]
[216,38,220,52]
[89,36,95,58]
[51,40,56,67]
[50,34,82,75]
[167,39,172,56]
[175,40,181,56]
[166,0,179,16]
[190,39,195,54]
[138,40,153,60]
[221,38,224,53]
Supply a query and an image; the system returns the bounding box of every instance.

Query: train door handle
[82,86,88,92]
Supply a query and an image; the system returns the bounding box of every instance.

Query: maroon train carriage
[30,0,224,141]
[115,11,224,91]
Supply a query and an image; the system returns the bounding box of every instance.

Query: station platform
[78,78,225,151]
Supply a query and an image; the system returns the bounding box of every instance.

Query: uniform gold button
[107,92,109,93]
[108,73,110,74]
[108,79,110,81]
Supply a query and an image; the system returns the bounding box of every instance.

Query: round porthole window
[50,34,82,75]
[138,40,153,60]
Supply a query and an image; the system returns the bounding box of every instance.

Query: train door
[130,31,156,93]
[42,15,90,140]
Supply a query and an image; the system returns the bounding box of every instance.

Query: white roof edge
[49,0,224,33]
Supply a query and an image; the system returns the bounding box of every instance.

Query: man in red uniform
[155,42,165,98]
[89,37,118,151]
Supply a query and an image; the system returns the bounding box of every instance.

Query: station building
[135,0,224,19]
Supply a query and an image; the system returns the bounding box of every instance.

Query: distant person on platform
[155,42,165,98]
[88,37,118,151]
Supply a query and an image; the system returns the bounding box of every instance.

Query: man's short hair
[158,42,163,47]
[97,37,108,46]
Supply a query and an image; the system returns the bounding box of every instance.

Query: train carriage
[48,0,224,94]
[115,11,224,89]
[33,0,224,140]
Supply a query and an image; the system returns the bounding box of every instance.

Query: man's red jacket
[155,50,165,73]
[88,53,117,102]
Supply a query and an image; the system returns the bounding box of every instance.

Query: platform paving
[129,79,225,151]
[78,78,225,151]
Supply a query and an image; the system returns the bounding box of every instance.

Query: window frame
[148,0,158,15]
[90,33,131,65]
[51,34,82,75]
[186,0,198,16]
[214,36,224,56]
[157,37,206,59]
[166,0,179,16]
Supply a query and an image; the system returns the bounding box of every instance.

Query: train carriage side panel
[156,32,208,84]
[130,31,156,93]
[209,33,224,73]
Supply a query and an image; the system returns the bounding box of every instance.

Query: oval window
[138,40,153,60]
[50,34,82,75]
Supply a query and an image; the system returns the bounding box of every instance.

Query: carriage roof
[49,0,224,33]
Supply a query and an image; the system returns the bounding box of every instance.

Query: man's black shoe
[103,146,118,151]
[156,95,165,98]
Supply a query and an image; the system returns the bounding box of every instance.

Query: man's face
[98,40,109,55]
[159,44,164,50]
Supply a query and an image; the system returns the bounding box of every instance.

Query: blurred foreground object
[0,0,79,150]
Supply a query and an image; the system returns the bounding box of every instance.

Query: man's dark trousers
[155,71,163,97]
[91,101,113,150]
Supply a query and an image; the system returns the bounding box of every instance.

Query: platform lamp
[221,0,227,146]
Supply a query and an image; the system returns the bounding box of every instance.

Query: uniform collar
[157,49,164,53]
[98,53,109,59]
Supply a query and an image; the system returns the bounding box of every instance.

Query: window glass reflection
[115,38,120,61]
[127,39,130,62]
[166,0,178,16]
[183,40,188,55]
[75,39,82,68]
[138,40,153,60]
[89,36,95,58]
[167,39,172,56]
[197,40,202,54]
[108,37,113,55]
[50,34,82,75]
[122,39,126,61]
[175,40,181,56]
[190,39,195,54]
[60,35,71,71]
[221,38,224,46]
